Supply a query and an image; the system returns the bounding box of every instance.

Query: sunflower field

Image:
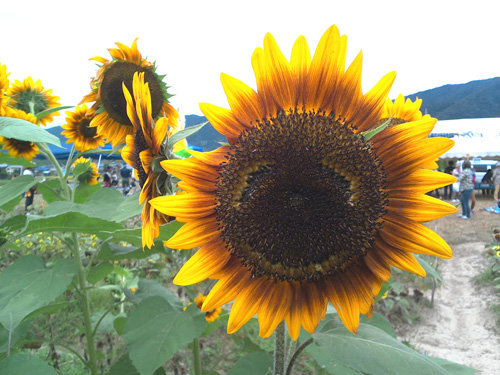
[0,26,478,375]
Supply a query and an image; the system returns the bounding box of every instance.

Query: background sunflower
[121,72,181,249]
[61,104,106,152]
[80,39,173,147]
[6,77,61,125]
[0,106,40,161]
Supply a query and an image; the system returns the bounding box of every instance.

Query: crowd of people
[435,160,500,220]
[102,163,137,195]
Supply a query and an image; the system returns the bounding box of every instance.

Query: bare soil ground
[398,194,500,374]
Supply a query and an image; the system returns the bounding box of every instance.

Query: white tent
[430,118,500,159]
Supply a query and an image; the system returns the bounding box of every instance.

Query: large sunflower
[61,104,106,152]
[150,25,456,340]
[0,62,10,109]
[121,72,181,249]
[6,77,61,125]
[0,107,39,161]
[80,39,173,147]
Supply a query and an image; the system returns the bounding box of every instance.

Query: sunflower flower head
[121,72,181,249]
[80,38,174,147]
[0,106,40,161]
[378,94,424,127]
[149,25,456,341]
[0,62,10,109]
[61,104,106,152]
[72,157,99,186]
[194,293,222,323]
[6,77,61,125]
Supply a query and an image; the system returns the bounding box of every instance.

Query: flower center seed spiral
[215,110,388,282]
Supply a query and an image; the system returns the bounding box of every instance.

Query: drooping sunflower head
[121,72,180,249]
[72,156,100,185]
[0,62,10,109]
[61,104,106,152]
[193,293,222,323]
[6,77,61,125]
[151,25,456,340]
[81,39,173,147]
[0,106,39,161]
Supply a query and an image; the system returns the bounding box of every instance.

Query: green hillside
[407,77,500,120]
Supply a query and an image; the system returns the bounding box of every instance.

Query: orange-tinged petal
[380,214,452,259]
[150,192,216,219]
[199,102,247,140]
[221,73,265,126]
[165,216,220,249]
[173,238,231,285]
[161,159,218,192]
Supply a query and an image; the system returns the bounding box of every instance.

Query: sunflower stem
[70,232,99,375]
[38,143,71,200]
[285,338,313,375]
[274,322,286,375]
[192,338,202,375]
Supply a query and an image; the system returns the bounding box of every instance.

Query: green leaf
[416,256,443,282]
[359,312,397,339]
[0,117,61,147]
[123,296,206,375]
[44,188,142,223]
[96,221,183,260]
[0,320,31,353]
[107,354,140,375]
[426,356,477,375]
[113,316,127,335]
[0,353,57,375]
[0,255,77,330]
[87,261,114,284]
[125,279,182,311]
[0,153,36,167]
[17,212,124,238]
[34,106,73,121]
[74,182,101,204]
[227,351,273,375]
[307,321,459,375]
[22,302,72,322]
[168,122,207,148]
[91,310,116,334]
[0,175,42,207]
[36,179,64,204]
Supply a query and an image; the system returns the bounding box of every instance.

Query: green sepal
[34,106,74,122]
[361,118,392,141]
[167,122,207,149]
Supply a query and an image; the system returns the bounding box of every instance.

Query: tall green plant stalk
[38,142,99,374]
[274,322,286,375]
[71,231,99,375]
[192,338,202,375]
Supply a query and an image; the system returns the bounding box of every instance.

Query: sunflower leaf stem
[285,338,313,375]
[70,231,99,375]
[38,143,71,200]
[63,144,77,181]
[192,337,202,375]
[274,322,286,375]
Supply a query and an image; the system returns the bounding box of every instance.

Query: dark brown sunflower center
[100,62,164,126]
[215,110,387,282]
[134,129,149,188]
[78,117,97,138]
[8,139,35,153]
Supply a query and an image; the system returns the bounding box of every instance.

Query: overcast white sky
[2,0,499,123]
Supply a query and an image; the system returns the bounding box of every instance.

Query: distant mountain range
[186,77,500,151]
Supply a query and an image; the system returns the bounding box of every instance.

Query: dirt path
[398,197,500,374]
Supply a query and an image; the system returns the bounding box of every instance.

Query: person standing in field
[493,163,500,203]
[458,160,474,220]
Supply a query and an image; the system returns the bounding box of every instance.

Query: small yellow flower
[382,291,389,299]
[194,293,222,323]
[496,251,500,258]
[130,288,137,292]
